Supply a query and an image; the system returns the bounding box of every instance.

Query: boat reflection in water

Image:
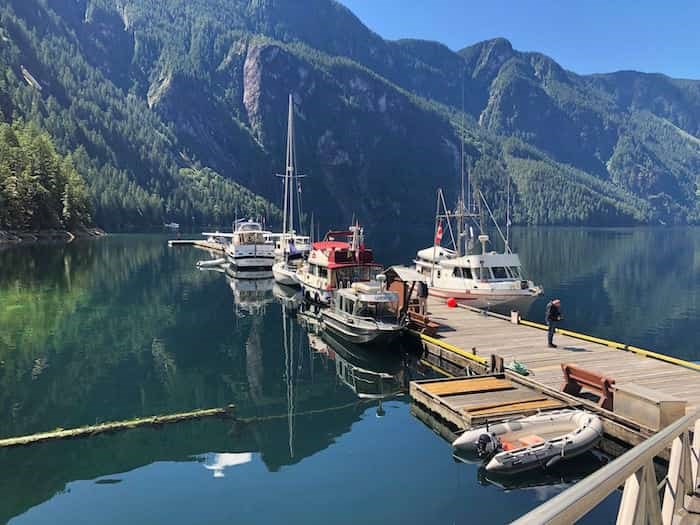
[471,448,610,491]
[272,282,304,311]
[226,273,274,316]
[321,330,408,402]
[202,452,253,478]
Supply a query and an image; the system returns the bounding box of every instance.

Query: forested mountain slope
[0,0,698,230]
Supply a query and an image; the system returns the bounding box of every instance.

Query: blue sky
[339,0,700,79]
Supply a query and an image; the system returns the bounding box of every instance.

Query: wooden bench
[408,311,440,337]
[561,363,615,411]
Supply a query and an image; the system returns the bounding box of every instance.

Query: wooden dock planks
[420,377,514,396]
[410,375,566,428]
[425,300,700,415]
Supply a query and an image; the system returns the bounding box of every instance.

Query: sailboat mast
[285,94,295,235]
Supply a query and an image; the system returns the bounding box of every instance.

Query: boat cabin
[233,221,267,245]
[417,251,527,283]
[334,282,399,322]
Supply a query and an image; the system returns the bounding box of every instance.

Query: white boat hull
[452,410,603,475]
[272,261,299,287]
[226,255,275,277]
[428,287,540,310]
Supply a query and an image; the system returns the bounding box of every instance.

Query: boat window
[509,266,522,279]
[452,268,462,278]
[463,267,473,279]
[473,267,493,280]
[319,267,328,279]
[492,266,508,279]
[357,300,397,322]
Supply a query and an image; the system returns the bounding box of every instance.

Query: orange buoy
[447,297,457,308]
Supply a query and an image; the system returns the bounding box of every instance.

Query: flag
[435,221,443,245]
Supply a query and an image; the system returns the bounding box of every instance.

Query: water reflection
[201,452,253,478]
[0,229,694,524]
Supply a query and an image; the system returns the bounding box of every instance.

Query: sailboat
[272,94,311,286]
[415,136,542,310]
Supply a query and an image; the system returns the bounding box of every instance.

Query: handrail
[511,408,700,524]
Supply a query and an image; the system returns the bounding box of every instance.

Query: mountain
[0,0,698,231]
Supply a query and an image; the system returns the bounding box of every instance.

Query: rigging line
[439,189,458,252]
[479,190,511,253]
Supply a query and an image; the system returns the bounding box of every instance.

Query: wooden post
[510,310,520,324]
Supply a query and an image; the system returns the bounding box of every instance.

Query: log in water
[0,404,236,448]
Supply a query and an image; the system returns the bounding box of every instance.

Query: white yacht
[271,94,311,286]
[321,276,404,345]
[225,220,274,278]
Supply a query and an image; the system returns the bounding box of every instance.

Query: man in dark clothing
[417,280,428,315]
[545,299,562,348]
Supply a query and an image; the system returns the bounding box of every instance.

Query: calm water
[0,228,698,524]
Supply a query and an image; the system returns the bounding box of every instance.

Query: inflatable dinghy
[196,258,227,268]
[452,409,603,475]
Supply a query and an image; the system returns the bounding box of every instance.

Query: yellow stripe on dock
[419,333,489,365]
[518,319,700,372]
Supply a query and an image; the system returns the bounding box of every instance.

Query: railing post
[692,420,700,496]
[662,430,695,524]
[616,460,661,525]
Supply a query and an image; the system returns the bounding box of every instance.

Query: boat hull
[428,287,540,311]
[321,312,403,345]
[272,262,299,287]
[226,254,275,279]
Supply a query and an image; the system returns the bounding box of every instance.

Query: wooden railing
[511,409,700,524]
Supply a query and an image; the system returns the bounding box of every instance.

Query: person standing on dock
[417,280,428,315]
[545,299,562,348]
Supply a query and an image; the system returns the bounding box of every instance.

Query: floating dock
[412,299,700,448]
[167,239,226,253]
[410,374,566,428]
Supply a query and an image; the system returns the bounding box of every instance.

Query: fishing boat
[415,184,542,310]
[225,220,275,278]
[295,224,382,304]
[271,94,311,286]
[321,275,404,345]
[415,224,543,309]
[452,409,603,475]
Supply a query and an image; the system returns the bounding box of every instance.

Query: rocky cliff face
[1,0,698,229]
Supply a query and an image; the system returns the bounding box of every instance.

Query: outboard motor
[475,432,501,458]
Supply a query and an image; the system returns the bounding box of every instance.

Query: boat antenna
[506,173,511,252]
[310,212,314,243]
[430,190,440,287]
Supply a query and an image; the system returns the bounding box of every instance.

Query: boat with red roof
[295,224,382,304]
